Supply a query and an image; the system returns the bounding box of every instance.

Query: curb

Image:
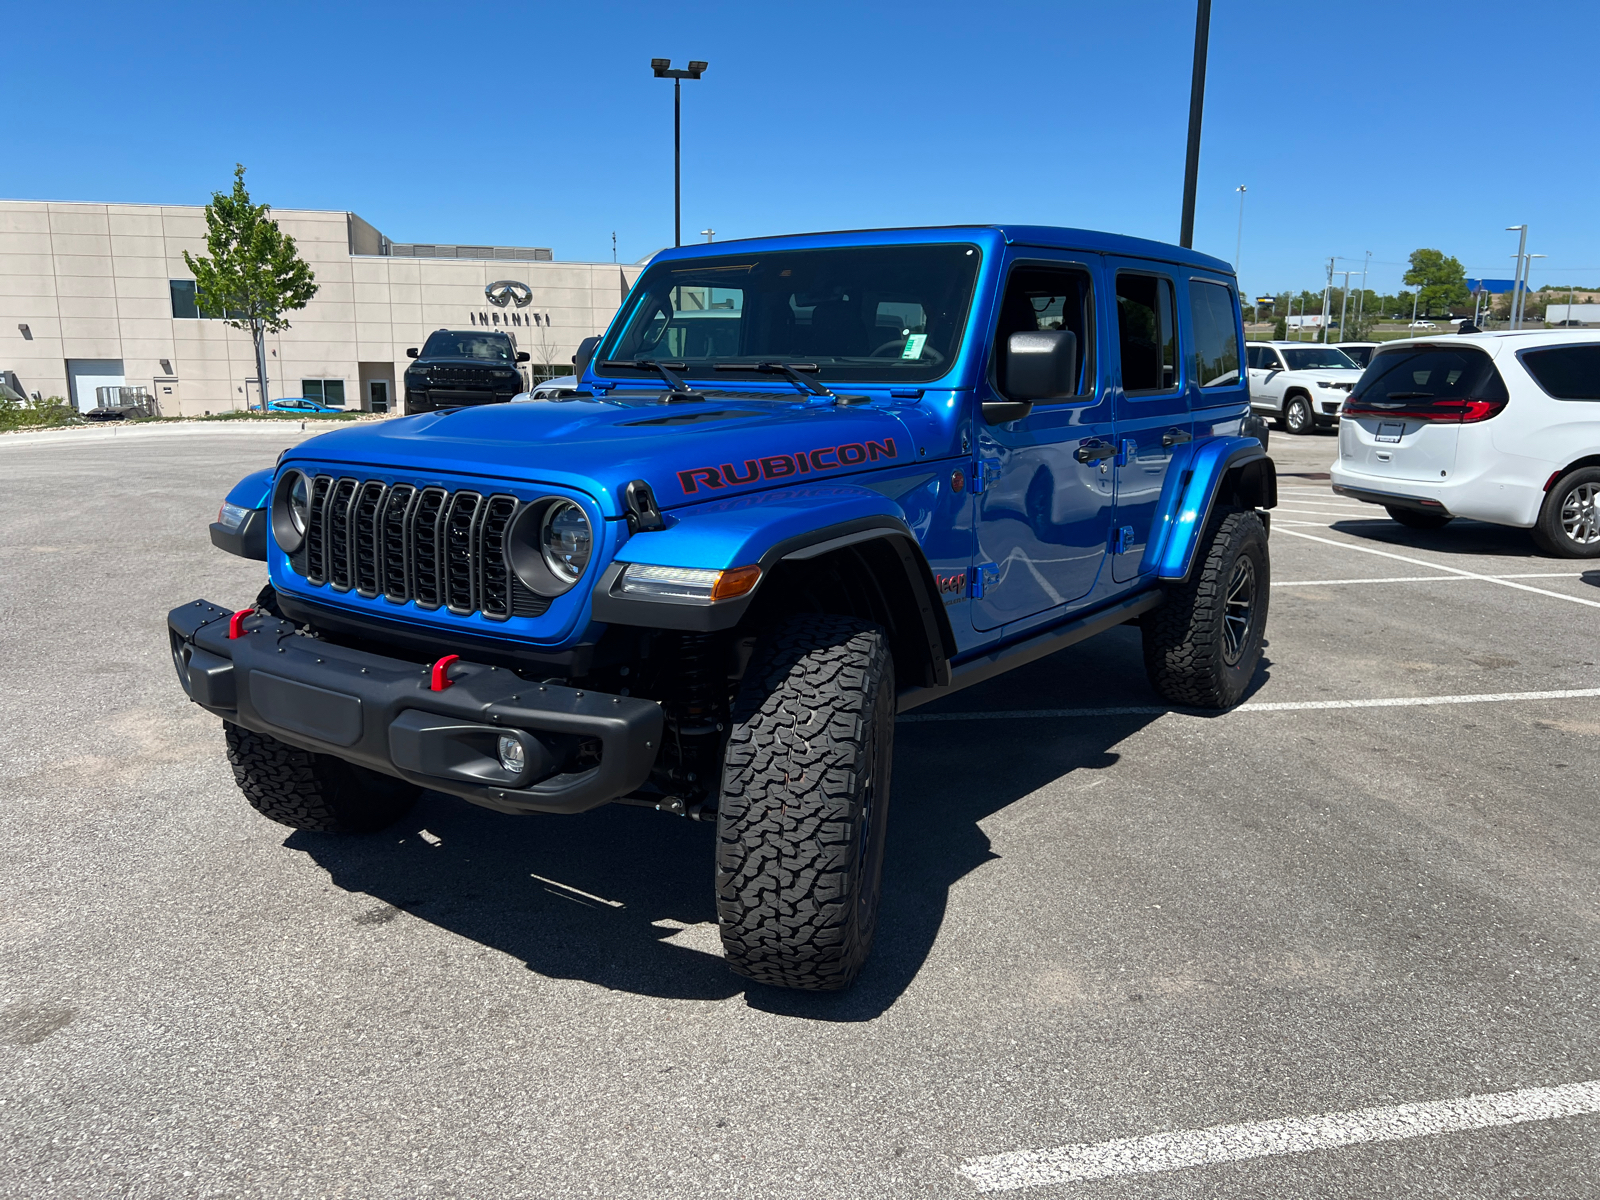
[0,418,375,450]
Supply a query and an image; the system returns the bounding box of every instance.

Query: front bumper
[167,600,663,815]
[405,388,517,411]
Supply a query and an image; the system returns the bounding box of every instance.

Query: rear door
[971,253,1113,630]
[1106,262,1190,583]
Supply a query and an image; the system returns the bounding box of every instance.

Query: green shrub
[0,395,81,432]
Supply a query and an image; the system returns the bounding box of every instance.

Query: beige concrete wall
[0,200,642,416]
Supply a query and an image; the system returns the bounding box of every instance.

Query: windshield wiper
[714,361,835,399]
[598,359,703,401]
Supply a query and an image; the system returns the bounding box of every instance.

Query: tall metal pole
[674,77,681,248]
[1320,257,1334,343]
[1338,270,1353,341]
[1179,0,1213,248]
[1234,185,1246,270]
[1357,250,1371,330]
[1507,225,1528,330]
[1410,289,1420,334]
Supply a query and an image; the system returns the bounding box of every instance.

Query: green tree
[183,165,317,409]
[1402,249,1469,318]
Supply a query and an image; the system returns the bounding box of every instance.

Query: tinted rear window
[1352,346,1507,403]
[1520,344,1600,400]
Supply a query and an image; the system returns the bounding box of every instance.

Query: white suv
[1246,342,1364,435]
[1330,331,1600,556]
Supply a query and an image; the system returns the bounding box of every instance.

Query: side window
[1116,273,1179,394]
[991,264,1096,400]
[1263,349,1283,372]
[1189,280,1241,389]
[1244,345,1264,370]
[1520,345,1600,400]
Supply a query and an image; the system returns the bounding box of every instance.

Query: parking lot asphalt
[2,427,1596,1199]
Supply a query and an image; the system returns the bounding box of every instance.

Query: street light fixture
[652,57,709,248]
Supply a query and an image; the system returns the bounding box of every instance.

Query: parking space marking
[900,687,1600,723]
[1276,528,1600,610]
[957,1079,1600,1192]
[1278,572,1584,586]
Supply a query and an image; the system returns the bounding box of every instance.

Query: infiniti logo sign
[485,280,533,309]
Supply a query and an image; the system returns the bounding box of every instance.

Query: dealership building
[0,199,642,415]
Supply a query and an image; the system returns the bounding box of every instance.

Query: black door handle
[1074,440,1116,463]
[1162,428,1193,448]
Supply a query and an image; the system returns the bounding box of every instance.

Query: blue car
[173,224,1276,991]
[265,397,343,414]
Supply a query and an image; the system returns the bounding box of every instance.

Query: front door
[368,380,390,413]
[972,257,1114,632]
[1246,344,1287,412]
[1107,263,1191,583]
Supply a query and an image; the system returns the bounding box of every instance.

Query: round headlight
[271,469,310,554]
[289,473,309,534]
[541,501,592,584]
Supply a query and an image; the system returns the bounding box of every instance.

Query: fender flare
[1151,438,1276,581]
[590,515,956,687]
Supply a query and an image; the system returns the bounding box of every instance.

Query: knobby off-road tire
[1531,467,1600,559]
[224,723,420,833]
[715,615,895,991]
[1143,509,1270,709]
[1386,505,1454,531]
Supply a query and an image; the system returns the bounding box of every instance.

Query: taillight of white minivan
[1342,344,1509,423]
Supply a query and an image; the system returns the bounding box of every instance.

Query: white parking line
[957,1079,1600,1192]
[1276,527,1600,610]
[899,686,1600,722]
[1278,572,1584,586]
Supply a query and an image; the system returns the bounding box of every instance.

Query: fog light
[497,735,526,774]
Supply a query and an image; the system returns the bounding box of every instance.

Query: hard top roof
[648,224,1235,276]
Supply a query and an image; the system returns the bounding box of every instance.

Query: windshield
[597,243,982,383]
[1351,346,1505,402]
[421,332,513,362]
[1282,347,1358,371]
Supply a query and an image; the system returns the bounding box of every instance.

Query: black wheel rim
[1222,555,1257,666]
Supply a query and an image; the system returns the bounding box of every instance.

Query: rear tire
[1143,510,1270,709]
[224,723,420,833]
[715,615,895,992]
[1386,506,1454,531]
[1283,395,1313,435]
[1532,467,1600,558]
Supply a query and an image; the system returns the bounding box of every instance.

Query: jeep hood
[281,395,920,518]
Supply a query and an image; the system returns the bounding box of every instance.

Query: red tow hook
[430,654,461,691]
[228,608,254,639]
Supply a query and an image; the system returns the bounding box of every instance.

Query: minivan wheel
[1533,468,1600,558]
[1142,510,1270,709]
[1386,506,1454,531]
[1283,396,1313,435]
[715,614,895,992]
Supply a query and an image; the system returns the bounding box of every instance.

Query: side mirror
[405,348,419,358]
[572,335,602,378]
[516,351,531,363]
[986,330,1077,423]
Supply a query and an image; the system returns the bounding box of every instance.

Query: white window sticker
[901,333,928,360]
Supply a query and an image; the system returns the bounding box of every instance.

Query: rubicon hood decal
[678,437,899,494]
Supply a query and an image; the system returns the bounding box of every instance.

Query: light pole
[1179,0,1213,248]
[1233,184,1247,272]
[700,229,716,243]
[651,58,709,248]
[1337,269,1355,341]
[1525,254,1547,325]
[1506,224,1528,330]
[1356,249,1371,331]
[1320,257,1335,343]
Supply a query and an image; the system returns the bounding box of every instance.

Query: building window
[301,379,346,406]
[170,280,200,319]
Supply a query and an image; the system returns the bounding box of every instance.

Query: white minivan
[1330,331,1600,556]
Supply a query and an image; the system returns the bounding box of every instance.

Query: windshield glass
[1351,346,1505,402]
[421,332,513,362]
[1282,347,1358,371]
[597,243,982,383]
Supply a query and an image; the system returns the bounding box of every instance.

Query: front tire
[1143,510,1270,709]
[1532,468,1600,558]
[715,615,895,992]
[1283,395,1313,435]
[1386,506,1454,531]
[224,724,420,832]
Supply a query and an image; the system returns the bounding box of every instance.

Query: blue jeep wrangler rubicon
[174,225,1276,991]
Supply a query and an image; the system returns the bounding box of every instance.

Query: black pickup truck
[403,329,529,414]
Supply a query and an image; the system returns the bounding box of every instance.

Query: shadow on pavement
[1325,516,1544,561]
[286,625,1268,1021]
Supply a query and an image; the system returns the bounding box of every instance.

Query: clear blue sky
[10,1,1598,299]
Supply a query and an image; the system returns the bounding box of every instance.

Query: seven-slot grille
[426,365,498,386]
[294,476,547,620]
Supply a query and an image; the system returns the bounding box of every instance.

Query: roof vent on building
[388,243,553,262]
